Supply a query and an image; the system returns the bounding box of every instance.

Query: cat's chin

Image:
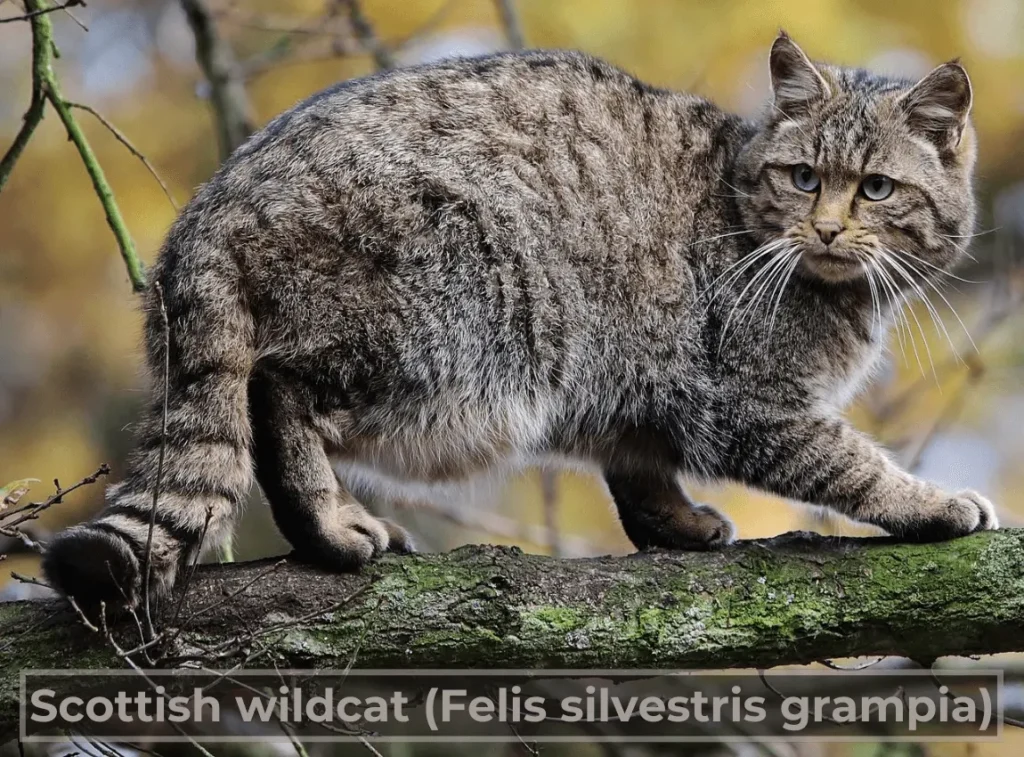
[800,253,866,284]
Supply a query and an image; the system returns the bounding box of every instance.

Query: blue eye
[861,174,894,201]
[792,164,820,192]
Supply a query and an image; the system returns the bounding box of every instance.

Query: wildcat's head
[734,32,977,285]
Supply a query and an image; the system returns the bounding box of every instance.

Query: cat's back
[174,49,740,327]
[196,50,727,234]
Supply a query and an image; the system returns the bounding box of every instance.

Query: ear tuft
[899,61,973,152]
[769,33,830,116]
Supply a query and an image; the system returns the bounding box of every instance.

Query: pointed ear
[769,32,831,116]
[899,61,973,152]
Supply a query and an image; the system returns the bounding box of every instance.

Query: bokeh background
[2,0,1024,754]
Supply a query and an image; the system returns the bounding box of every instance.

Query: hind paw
[302,505,416,570]
[44,525,144,611]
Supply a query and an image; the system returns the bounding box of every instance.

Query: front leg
[723,409,998,539]
[605,470,736,551]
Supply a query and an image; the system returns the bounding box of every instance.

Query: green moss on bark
[4,530,1024,735]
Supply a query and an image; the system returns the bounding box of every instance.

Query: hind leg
[249,373,414,568]
[605,470,735,551]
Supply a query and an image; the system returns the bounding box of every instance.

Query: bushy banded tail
[44,234,255,610]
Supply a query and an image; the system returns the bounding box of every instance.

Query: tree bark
[3,529,1024,733]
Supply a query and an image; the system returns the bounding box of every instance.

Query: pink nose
[814,221,843,245]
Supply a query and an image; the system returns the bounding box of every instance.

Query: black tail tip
[43,525,141,613]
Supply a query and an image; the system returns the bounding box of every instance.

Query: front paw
[949,490,999,531]
[890,489,999,542]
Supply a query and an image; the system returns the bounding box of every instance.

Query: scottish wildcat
[44,33,996,609]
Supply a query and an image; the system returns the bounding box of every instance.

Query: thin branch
[142,281,171,639]
[166,505,215,631]
[0,97,45,193]
[0,0,83,23]
[180,0,256,161]
[0,1,48,192]
[338,0,394,70]
[174,558,286,630]
[10,572,51,590]
[0,0,144,290]
[819,657,885,671]
[0,465,109,537]
[493,0,525,49]
[58,2,87,31]
[43,86,146,290]
[66,101,178,210]
[240,0,457,80]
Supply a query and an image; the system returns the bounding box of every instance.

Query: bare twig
[0,464,109,536]
[493,0,525,49]
[180,0,256,160]
[166,505,215,630]
[240,0,456,79]
[10,572,51,590]
[819,657,885,671]
[0,609,61,655]
[58,2,87,31]
[0,0,83,24]
[66,594,99,633]
[66,101,178,210]
[214,9,347,36]
[143,282,171,640]
[338,0,393,70]
[174,558,286,629]
[928,665,1023,730]
[44,80,147,289]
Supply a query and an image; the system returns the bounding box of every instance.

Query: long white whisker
[937,227,1001,240]
[718,245,795,349]
[873,259,917,372]
[890,249,979,356]
[882,250,962,365]
[721,249,791,335]
[766,251,803,336]
[737,248,797,333]
[862,262,882,338]
[719,179,751,198]
[877,251,939,384]
[890,247,980,284]
[889,257,961,363]
[701,238,789,306]
[685,229,753,249]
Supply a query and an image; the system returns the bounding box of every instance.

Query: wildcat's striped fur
[44,34,996,609]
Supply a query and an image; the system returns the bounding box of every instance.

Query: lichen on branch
[3,529,1024,734]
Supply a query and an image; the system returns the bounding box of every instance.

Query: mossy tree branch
[0,0,147,292]
[3,529,1024,733]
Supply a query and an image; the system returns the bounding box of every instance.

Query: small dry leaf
[0,478,40,509]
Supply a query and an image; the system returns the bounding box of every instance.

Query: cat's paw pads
[892,489,999,541]
[317,506,416,568]
[43,524,143,611]
[380,517,416,554]
[947,489,999,532]
[693,504,737,549]
[641,503,736,551]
